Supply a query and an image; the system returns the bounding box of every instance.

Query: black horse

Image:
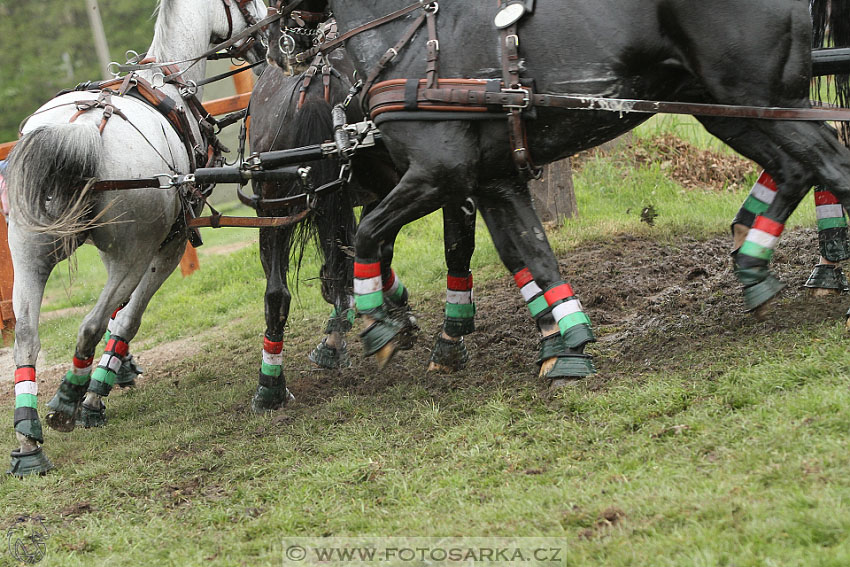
[290,0,850,382]
[248,30,482,411]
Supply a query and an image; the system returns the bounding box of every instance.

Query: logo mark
[7,515,49,565]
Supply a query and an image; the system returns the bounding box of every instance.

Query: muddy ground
[2,136,847,407]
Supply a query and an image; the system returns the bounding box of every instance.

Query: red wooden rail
[0,65,255,339]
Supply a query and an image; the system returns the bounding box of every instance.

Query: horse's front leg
[252,225,295,412]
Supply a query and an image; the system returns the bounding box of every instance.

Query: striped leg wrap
[444,271,475,337]
[735,171,777,228]
[65,355,94,386]
[89,336,129,396]
[513,268,549,320]
[14,366,43,443]
[382,269,409,307]
[738,215,784,264]
[815,188,850,262]
[544,282,595,348]
[260,336,284,384]
[734,215,787,310]
[354,259,384,314]
[103,304,124,344]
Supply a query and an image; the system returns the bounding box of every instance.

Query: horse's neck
[146,0,221,94]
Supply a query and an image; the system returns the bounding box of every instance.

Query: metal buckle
[502,87,531,109]
[426,39,440,52]
[505,34,519,48]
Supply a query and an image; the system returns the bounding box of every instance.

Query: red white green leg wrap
[734,215,787,311]
[13,366,43,443]
[355,259,403,356]
[444,271,475,337]
[102,304,124,344]
[737,171,778,226]
[514,268,550,320]
[814,188,850,262]
[88,336,129,396]
[382,269,409,308]
[543,282,595,348]
[252,336,293,412]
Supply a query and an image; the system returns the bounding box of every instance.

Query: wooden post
[0,214,16,345]
[529,158,578,223]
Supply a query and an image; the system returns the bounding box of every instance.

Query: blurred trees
[0,0,157,141]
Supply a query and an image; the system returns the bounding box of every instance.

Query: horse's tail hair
[5,123,104,237]
[289,96,355,303]
[811,0,850,143]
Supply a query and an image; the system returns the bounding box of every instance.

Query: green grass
[1,117,843,566]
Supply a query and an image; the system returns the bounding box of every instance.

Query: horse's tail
[288,96,355,300]
[811,0,850,142]
[5,123,103,236]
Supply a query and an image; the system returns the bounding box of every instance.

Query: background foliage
[0,0,157,142]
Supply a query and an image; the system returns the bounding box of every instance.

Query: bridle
[212,0,266,61]
[269,0,330,59]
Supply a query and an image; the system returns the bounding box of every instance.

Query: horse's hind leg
[7,225,64,475]
[253,225,295,412]
[699,116,850,311]
[45,246,153,431]
[309,198,356,370]
[477,182,596,386]
[732,173,850,295]
[428,203,477,373]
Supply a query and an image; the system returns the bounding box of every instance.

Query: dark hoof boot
[45,380,87,433]
[743,274,786,312]
[251,385,295,413]
[360,317,404,358]
[8,447,54,477]
[544,353,596,387]
[804,264,849,293]
[428,335,469,372]
[386,302,419,350]
[308,339,351,369]
[114,355,143,387]
[77,402,107,428]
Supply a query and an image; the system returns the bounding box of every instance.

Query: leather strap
[187,209,311,228]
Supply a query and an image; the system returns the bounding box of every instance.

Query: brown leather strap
[90,178,165,191]
[187,209,310,228]
[424,8,439,89]
[361,11,429,102]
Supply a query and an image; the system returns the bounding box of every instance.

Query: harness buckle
[505,34,519,48]
[426,39,440,52]
[502,87,531,109]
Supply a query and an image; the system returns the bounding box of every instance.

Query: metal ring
[424,1,438,13]
[151,72,166,89]
[107,62,121,78]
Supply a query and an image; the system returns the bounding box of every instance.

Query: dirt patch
[573,132,758,192]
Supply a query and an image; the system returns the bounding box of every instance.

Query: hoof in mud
[8,447,54,477]
[77,402,107,428]
[427,335,468,373]
[308,339,351,370]
[742,274,785,313]
[251,385,295,413]
[45,409,77,433]
[374,340,398,370]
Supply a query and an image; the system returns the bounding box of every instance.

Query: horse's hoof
[804,264,849,294]
[743,274,786,313]
[308,339,351,369]
[114,355,143,388]
[45,410,77,433]
[251,385,294,413]
[427,335,468,373]
[360,317,403,358]
[45,379,88,432]
[374,341,398,369]
[386,303,419,350]
[540,353,596,381]
[77,402,107,428]
[8,447,54,477]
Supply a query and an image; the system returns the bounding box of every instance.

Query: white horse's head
[210,0,270,69]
